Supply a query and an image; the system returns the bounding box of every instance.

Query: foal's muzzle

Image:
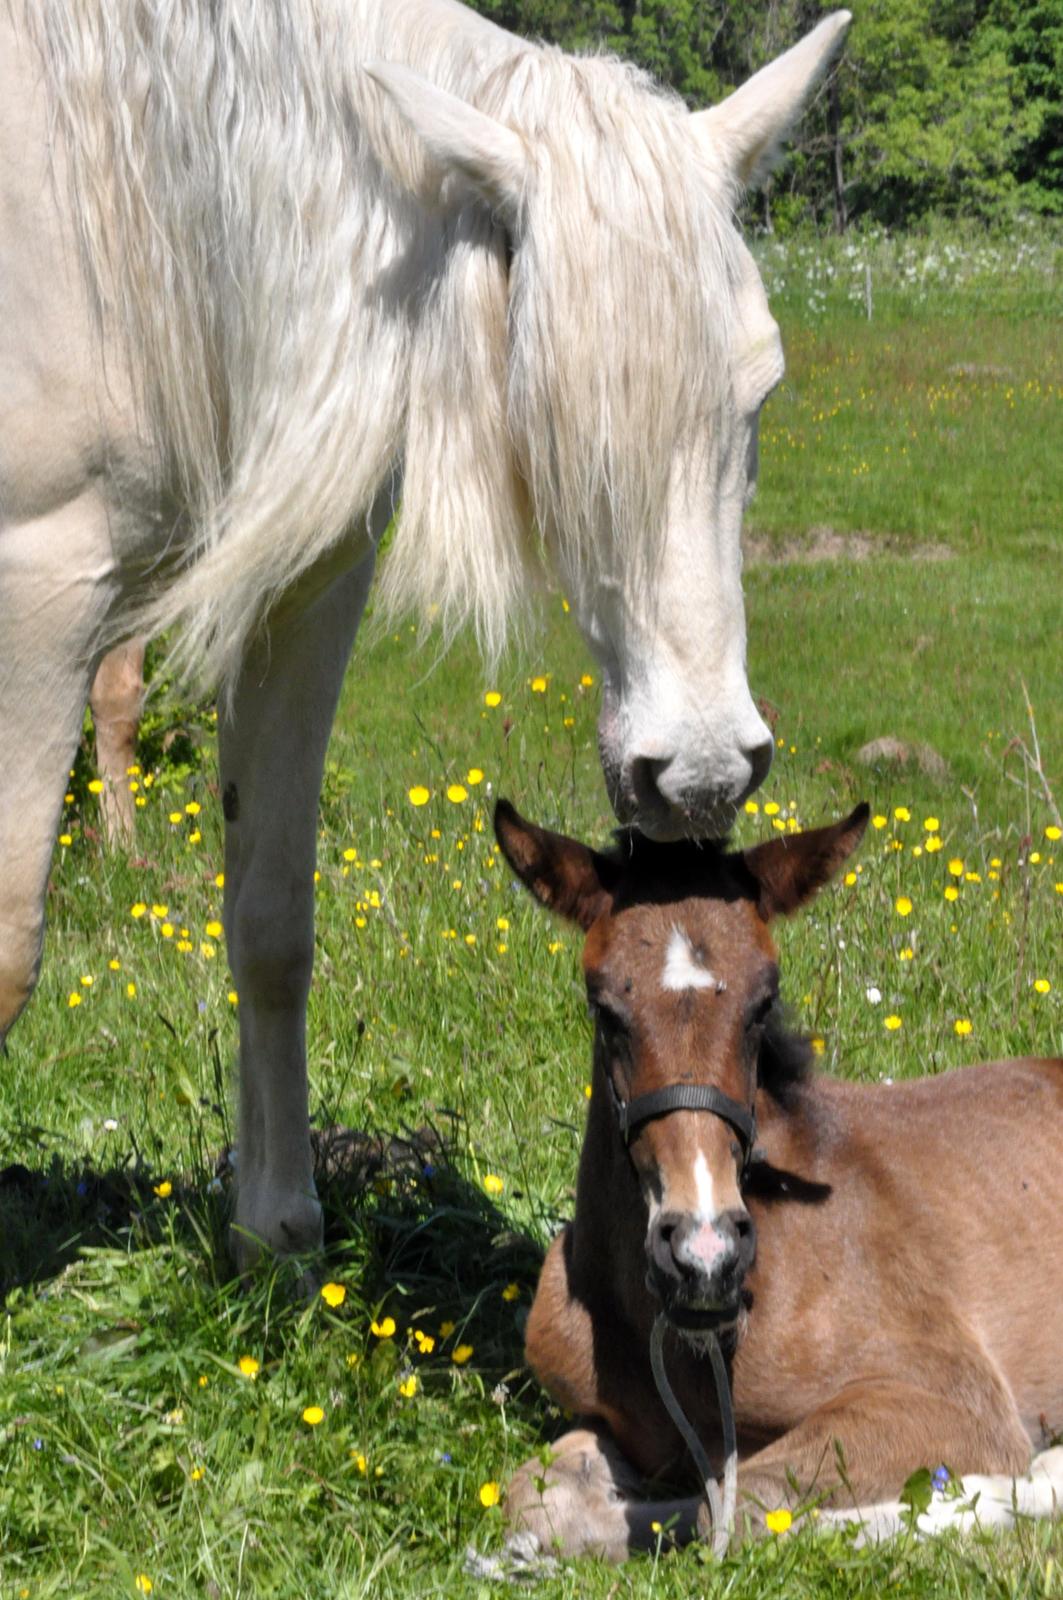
[647,1207,756,1327]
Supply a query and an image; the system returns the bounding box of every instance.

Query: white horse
[0,0,849,1264]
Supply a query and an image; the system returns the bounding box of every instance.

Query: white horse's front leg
[220,550,375,1267]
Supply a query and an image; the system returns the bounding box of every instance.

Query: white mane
[24,0,741,690]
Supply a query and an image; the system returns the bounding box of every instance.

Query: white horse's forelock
[24,1,741,692]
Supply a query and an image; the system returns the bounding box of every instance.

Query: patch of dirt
[744,527,954,566]
[855,736,950,782]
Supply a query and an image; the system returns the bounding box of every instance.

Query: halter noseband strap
[607,1076,757,1167]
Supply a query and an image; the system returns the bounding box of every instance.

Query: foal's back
[740,1056,1063,1447]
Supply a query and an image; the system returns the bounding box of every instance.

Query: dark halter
[606,1073,758,1173]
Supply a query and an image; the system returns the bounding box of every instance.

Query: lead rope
[649,1312,737,1559]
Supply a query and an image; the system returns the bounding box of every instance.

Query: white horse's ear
[365,63,527,219]
[691,11,851,189]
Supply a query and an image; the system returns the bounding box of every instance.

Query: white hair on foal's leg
[816,1447,1063,1545]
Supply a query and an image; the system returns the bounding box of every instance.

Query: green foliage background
[470,0,1063,227]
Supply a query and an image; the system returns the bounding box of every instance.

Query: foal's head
[495,799,868,1339]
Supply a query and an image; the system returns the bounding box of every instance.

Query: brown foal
[493,799,1063,1559]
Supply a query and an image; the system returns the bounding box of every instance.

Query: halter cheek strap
[607,1075,757,1168]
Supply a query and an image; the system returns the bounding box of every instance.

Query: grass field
[1,224,1061,1598]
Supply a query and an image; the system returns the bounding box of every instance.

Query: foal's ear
[494,800,618,930]
[742,802,869,920]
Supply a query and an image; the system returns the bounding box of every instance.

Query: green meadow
[1,225,1060,1598]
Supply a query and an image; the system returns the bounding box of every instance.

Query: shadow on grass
[1,1121,549,1381]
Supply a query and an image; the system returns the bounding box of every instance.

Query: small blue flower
[32,1438,44,1451]
[931,1465,950,1493]
[422,1163,437,1180]
[76,1179,88,1198]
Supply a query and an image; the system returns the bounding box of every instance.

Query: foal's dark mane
[603,826,816,1109]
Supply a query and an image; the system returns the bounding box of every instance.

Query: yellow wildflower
[884,1015,902,1031]
[302,1405,325,1426]
[238,1356,260,1379]
[1034,978,1051,995]
[153,1181,172,1199]
[320,1282,346,1309]
[408,786,430,807]
[483,1173,504,1197]
[87,779,104,795]
[895,896,913,917]
[479,1481,501,1508]
[484,691,502,708]
[447,784,468,804]
[398,1375,419,1398]
[765,1508,793,1535]
[954,1019,972,1036]
[530,676,547,693]
[371,1316,397,1339]
[467,768,484,785]
[452,1344,474,1365]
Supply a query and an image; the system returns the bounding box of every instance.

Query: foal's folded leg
[731,1368,1031,1538]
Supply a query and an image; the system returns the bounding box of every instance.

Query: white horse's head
[371,15,850,839]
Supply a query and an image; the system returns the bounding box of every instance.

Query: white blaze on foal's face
[660,926,724,995]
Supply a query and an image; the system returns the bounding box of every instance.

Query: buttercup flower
[371,1316,397,1339]
[238,1356,260,1379]
[446,784,468,804]
[765,1508,793,1534]
[452,1344,474,1365]
[895,896,913,917]
[953,1019,972,1036]
[483,1173,504,1197]
[320,1282,346,1309]
[479,1481,501,1508]
[484,691,502,707]
[408,786,430,807]
[398,1374,419,1398]
[884,1015,902,1031]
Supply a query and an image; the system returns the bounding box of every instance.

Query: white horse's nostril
[627,754,673,815]
[740,735,774,799]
